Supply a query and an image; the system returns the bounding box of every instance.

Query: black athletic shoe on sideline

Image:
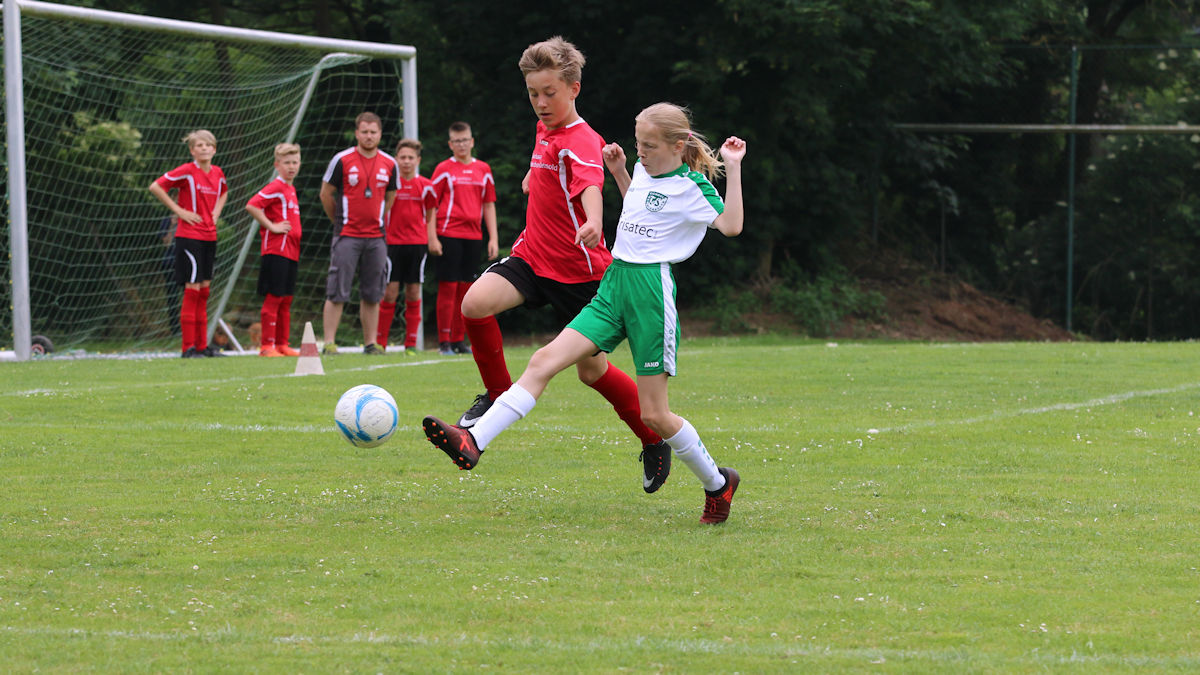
[451,340,472,354]
[181,347,203,358]
[700,468,739,524]
[363,343,385,356]
[457,393,494,428]
[639,440,672,493]
[423,416,482,470]
[202,345,225,357]
[438,342,455,356]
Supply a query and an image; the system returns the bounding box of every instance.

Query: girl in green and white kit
[423,102,746,524]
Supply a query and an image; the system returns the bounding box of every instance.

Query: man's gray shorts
[326,235,387,303]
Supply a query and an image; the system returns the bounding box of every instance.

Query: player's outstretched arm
[712,136,746,237]
[602,143,632,198]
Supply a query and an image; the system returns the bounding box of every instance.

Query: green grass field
[1,337,1197,672]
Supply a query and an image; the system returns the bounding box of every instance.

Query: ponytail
[635,103,723,180]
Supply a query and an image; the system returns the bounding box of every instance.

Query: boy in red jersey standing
[320,112,399,355]
[148,129,228,358]
[428,122,499,355]
[379,138,438,352]
[245,143,304,357]
[450,36,671,493]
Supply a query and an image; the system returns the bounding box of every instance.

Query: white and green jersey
[611,162,724,264]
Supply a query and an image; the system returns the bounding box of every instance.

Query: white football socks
[666,417,725,492]
[469,383,537,450]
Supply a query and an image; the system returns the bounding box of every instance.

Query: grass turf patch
[0,339,1198,671]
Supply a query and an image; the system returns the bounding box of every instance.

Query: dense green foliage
[25,1,1200,338]
[1,340,1198,669]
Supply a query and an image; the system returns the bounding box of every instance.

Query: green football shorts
[567,259,679,376]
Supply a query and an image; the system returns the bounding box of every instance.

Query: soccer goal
[2,0,417,360]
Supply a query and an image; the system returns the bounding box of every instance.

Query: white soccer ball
[334,384,399,448]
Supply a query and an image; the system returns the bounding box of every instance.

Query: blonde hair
[635,103,723,180]
[183,129,216,148]
[395,138,422,154]
[273,143,300,160]
[518,36,585,85]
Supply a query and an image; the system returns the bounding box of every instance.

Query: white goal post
[3,0,417,360]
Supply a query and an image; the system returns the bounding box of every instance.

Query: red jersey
[511,119,610,284]
[155,161,227,242]
[246,178,302,261]
[322,147,399,238]
[430,157,495,240]
[385,174,437,245]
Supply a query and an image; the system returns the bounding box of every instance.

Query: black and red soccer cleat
[700,467,739,524]
[423,415,482,470]
[639,440,672,493]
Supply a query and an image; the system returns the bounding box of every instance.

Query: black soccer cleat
[457,392,494,428]
[639,440,672,493]
[423,416,482,470]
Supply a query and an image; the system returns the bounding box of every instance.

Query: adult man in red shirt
[320,112,399,355]
[429,121,499,355]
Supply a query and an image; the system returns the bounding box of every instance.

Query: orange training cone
[293,321,324,376]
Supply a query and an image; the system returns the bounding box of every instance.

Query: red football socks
[404,300,422,348]
[260,294,282,347]
[436,281,456,344]
[450,281,470,343]
[377,301,396,347]
[589,363,662,446]
[181,287,201,352]
[275,295,293,347]
[464,315,511,400]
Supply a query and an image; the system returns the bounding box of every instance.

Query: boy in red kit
[428,122,499,356]
[379,138,437,352]
[245,143,304,357]
[320,112,399,355]
[450,36,671,493]
[148,129,229,358]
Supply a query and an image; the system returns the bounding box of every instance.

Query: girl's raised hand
[720,136,747,163]
[602,142,626,171]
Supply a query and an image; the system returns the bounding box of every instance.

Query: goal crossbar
[17,0,415,58]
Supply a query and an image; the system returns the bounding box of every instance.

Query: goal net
[1,1,416,355]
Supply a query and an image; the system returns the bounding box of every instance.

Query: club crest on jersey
[645,191,668,212]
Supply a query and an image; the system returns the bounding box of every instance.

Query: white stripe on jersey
[556,148,600,276]
[431,172,455,233]
[261,191,289,253]
[323,147,357,183]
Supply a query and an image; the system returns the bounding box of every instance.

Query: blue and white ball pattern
[334,384,399,448]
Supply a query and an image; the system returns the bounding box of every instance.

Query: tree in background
[53,0,1200,339]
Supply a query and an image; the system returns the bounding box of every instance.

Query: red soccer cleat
[422,416,482,470]
[700,468,739,524]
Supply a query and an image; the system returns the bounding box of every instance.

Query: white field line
[2,358,452,399]
[1,625,1198,668]
[870,381,1200,434]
